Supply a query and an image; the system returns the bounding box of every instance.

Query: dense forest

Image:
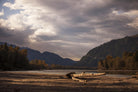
[0,43,29,70]
[98,51,138,70]
[0,43,83,70]
[29,59,63,69]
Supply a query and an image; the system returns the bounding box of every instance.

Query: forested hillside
[78,34,138,67]
[98,51,138,70]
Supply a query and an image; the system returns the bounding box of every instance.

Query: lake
[8,69,132,78]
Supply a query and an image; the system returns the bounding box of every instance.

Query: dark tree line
[29,59,49,69]
[29,59,76,70]
[98,51,138,70]
[0,43,29,70]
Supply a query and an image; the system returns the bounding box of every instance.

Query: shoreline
[98,70,138,75]
[0,71,138,92]
[2,69,137,77]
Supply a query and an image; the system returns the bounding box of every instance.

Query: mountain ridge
[0,42,76,66]
[78,34,138,67]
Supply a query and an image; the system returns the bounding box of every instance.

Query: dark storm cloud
[38,35,59,41]
[60,26,93,35]
[0,0,138,60]
[0,27,12,37]
[83,0,138,17]
[0,26,33,45]
[84,4,113,18]
[112,0,138,11]
[38,0,138,38]
[39,0,71,10]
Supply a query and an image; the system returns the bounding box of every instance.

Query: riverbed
[0,71,138,92]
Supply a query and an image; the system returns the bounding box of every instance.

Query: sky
[0,0,138,61]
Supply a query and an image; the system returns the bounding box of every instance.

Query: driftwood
[72,72,105,77]
[66,72,106,83]
[66,72,76,78]
[72,77,87,83]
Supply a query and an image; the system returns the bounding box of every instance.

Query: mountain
[26,48,76,65]
[77,34,138,67]
[0,42,76,66]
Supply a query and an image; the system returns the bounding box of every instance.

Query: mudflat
[0,71,138,92]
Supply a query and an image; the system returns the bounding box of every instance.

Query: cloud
[0,14,27,30]
[128,18,138,29]
[0,0,138,60]
[0,9,4,16]
[112,0,138,11]
[29,26,57,42]
[0,26,32,45]
[0,27,12,37]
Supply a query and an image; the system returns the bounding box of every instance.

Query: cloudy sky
[0,0,138,60]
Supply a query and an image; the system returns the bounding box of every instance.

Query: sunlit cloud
[128,18,138,29]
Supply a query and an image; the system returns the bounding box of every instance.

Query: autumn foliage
[98,51,138,70]
[0,43,29,70]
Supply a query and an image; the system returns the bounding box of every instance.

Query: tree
[98,50,138,70]
[29,59,48,69]
[98,60,104,70]
[0,43,29,70]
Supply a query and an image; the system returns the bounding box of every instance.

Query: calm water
[9,69,131,78]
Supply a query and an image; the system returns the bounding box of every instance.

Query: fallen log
[66,72,106,83]
[72,72,105,77]
[66,72,76,78]
[72,77,87,83]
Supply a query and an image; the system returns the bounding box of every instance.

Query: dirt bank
[0,71,138,92]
